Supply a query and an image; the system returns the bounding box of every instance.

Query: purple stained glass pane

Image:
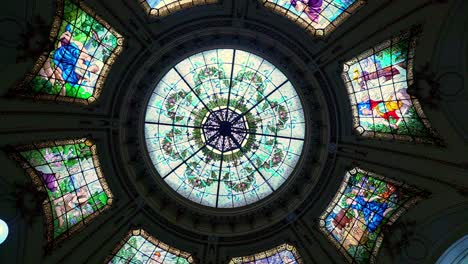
[202,109,248,153]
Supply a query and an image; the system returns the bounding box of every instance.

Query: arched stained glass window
[260,0,366,36]
[229,243,303,264]
[319,168,423,263]
[140,0,218,17]
[107,229,195,263]
[12,0,124,104]
[343,27,438,143]
[10,138,113,247]
[144,49,305,208]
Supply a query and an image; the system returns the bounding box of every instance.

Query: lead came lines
[145,49,305,208]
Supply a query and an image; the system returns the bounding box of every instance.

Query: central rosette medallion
[201,108,249,154]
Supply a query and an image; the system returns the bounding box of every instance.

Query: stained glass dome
[0,219,8,244]
[144,49,305,208]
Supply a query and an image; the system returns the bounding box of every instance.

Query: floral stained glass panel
[13,0,124,104]
[144,49,306,208]
[107,229,194,264]
[320,168,422,263]
[343,27,438,143]
[140,0,218,17]
[11,138,113,246]
[229,243,303,264]
[261,0,365,36]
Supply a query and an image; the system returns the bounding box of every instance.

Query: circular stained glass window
[144,49,305,208]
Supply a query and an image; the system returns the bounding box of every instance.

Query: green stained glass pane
[109,230,194,264]
[13,139,113,246]
[14,0,123,104]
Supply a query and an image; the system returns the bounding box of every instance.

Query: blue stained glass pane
[320,168,422,263]
[146,0,163,8]
[19,0,124,103]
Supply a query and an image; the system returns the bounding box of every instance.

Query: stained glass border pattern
[11,0,124,105]
[9,138,113,248]
[106,229,196,263]
[229,243,303,264]
[319,167,423,264]
[342,26,440,144]
[260,0,366,37]
[140,0,218,17]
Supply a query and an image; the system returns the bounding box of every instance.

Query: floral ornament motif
[194,66,230,89]
[164,91,192,122]
[228,174,255,192]
[264,101,289,133]
[161,128,185,159]
[145,49,305,208]
[261,148,284,169]
[187,163,218,188]
[235,70,265,89]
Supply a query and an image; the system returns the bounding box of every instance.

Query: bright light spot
[0,219,8,244]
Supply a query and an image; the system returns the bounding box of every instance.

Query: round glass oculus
[144,49,305,208]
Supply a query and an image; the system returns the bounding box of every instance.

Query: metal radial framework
[144,49,306,208]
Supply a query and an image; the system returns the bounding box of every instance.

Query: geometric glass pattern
[260,0,366,36]
[10,138,113,247]
[140,0,218,17]
[144,49,305,208]
[12,0,124,104]
[342,27,437,143]
[229,243,303,264]
[107,229,195,264]
[319,168,422,263]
